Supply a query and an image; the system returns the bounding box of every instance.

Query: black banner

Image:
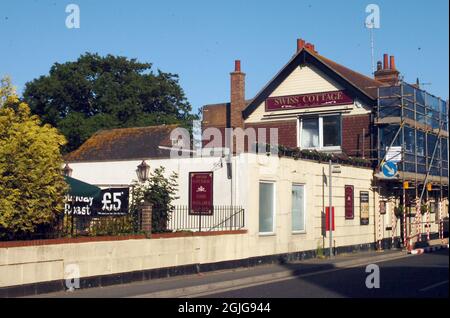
[64,195,96,216]
[65,188,129,217]
[95,188,129,216]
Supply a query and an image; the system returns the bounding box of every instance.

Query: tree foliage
[0,77,68,239]
[23,53,197,152]
[130,167,179,233]
[0,76,15,108]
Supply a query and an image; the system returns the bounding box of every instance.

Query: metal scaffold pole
[426,190,430,241]
[378,197,382,250]
[391,196,396,247]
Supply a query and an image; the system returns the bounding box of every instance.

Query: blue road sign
[381,161,398,178]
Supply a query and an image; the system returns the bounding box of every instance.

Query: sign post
[329,160,333,258]
[328,161,340,258]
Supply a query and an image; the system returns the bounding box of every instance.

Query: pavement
[29,244,449,298]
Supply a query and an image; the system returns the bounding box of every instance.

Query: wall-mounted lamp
[136,160,150,183]
[63,163,73,177]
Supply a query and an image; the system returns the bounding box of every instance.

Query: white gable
[270,64,342,97]
[246,64,370,123]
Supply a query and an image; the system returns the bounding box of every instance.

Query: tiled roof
[202,100,252,128]
[311,50,385,99]
[205,48,387,120]
[202,100,252,110]
[65,124,178,162]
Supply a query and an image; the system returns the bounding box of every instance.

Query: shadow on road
[206,249,449,298]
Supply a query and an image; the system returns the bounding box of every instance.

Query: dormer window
[299,114,342,151]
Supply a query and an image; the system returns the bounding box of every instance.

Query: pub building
[7,39,449,296]
[202,38,449,245]
[64,38,448,253]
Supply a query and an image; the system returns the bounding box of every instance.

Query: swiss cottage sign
[266,90,353,111]
[189,172,214,215]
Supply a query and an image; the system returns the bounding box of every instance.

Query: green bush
[130,167,179,233]
[0,77,67,240]
[89,216,134,236]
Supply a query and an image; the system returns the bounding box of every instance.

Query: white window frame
[298,114,342,151]
[291,183,306,234]
[258,180,276,236]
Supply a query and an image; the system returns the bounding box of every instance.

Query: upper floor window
[299,115,342,151]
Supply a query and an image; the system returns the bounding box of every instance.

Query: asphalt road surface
[200,250,449,298]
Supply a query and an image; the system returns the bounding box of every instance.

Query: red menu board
[345,185,354,219]
[189,172,213,215]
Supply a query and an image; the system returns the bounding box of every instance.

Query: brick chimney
[297,39,306,52]
[296,38,317,53]
[230,60,245,128]
[374,54,400,85]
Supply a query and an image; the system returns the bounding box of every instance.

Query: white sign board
[385,146,402,163]
[331,165,341,174]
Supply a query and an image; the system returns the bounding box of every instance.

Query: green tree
[0,77,68,239]
[23,53,197,152]
[130,167,179,233]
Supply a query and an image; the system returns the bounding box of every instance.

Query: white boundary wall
[2,154,432,288]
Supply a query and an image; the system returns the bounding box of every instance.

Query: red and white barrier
[403,204,408,249]
[416,198,421,242]
[378,201,382,250]
[391,203,395,246]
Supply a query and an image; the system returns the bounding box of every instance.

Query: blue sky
[0,0,448,113]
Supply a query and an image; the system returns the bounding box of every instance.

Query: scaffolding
[375,81,448,249]
[376,82,448,183]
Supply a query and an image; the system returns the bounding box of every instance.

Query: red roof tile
[65,124,178,162]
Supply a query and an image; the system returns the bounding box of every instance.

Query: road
[199,250,449,298]
[32,249,448,298]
